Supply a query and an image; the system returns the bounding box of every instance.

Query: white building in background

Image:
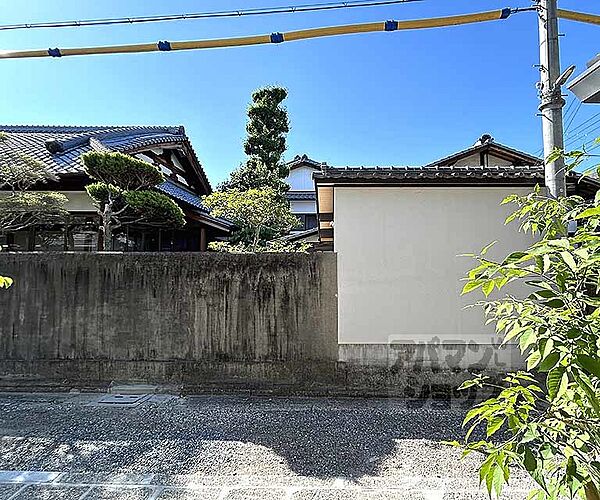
[312,135,600,370]
[284,155,322,233]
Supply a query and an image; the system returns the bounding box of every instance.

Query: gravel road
[0,393,534,499]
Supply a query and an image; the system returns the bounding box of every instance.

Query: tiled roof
[425,139,542,168]
[157,180,235,229]
[314,165,546,182]
[286,191,316,201]
[157,180,207,210]
[286,154,323,170]
[0,125,210,191]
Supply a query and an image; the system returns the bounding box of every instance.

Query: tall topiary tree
[82,152,185,251]
[219,86,290,193]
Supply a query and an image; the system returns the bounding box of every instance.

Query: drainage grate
[90,394,152,407]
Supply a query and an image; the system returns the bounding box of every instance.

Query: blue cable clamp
[270,32,284,43]
[500,8,511,19]
[157,40,172,51]
[48,48,62,57]
[384,20,399,31]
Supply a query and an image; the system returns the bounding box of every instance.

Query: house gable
[425,134,542,168]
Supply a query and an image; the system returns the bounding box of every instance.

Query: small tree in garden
[202,187,299,252]
[219,86,290,194]
[82,152,185,251]
[453,146,600,500]
[0,133,68,232]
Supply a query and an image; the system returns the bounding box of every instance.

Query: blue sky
[0,0,598,185]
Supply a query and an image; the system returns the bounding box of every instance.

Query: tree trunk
[103,222,112,252]
[100,203,113,252]
[586,483,600,500]
[252,225,261,252]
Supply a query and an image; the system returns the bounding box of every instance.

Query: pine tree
[82,152,185,251]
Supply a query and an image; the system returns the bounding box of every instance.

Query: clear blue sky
[0,0,598,185]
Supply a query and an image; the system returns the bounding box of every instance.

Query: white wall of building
[334,186,535,345]
[287,166,317,192]
[289,200,317,214]
[60,191,96,212]
[0,191,95,212]
[452,153,516,167]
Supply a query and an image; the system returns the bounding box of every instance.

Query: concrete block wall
[0,252,338,390]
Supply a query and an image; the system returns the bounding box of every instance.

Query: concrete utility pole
[537,0,567,198]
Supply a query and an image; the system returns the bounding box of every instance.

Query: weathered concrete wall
[0,252,337,389]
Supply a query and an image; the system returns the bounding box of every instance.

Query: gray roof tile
[314,165,546,182]
[0,125,193,177]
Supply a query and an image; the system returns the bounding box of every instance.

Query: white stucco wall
[60,191,96,212]
[452,152,515,167]
[287,166,317,191]
[0,191,95,212]
[290,200,317,214]
[334,186,535,345]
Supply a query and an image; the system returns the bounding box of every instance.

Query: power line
[562,96,576,123]
[0,0,422,32]
[564,100,582,134]
[565,120,600,146]
[564,112,600,145]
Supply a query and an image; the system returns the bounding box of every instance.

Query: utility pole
[537,0,567,198]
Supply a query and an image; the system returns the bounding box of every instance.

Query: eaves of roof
[157,180,234,231]
[313,165,546,185]
[285,191,317,201]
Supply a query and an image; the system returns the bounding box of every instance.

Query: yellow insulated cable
[0,9,511,60]
[557,9,600,26]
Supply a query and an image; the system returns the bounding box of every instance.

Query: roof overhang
[568,55,600,104]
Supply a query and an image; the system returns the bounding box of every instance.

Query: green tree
[203,188,299,251]
[0,133,68,232]
[453,147,600,499]
[219,86,290,193]
[82,152,185,251]
[0,276,12,288]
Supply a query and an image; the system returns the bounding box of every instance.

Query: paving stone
[290,490,427,499]
[153,474,249,488]
[442,493,488,500]
[224,488,288,500]
[59,472,153,485]
[339,476,419,489]
[245,476,337,488]
[84,486,154,499]
[157,488,222,500]
[0,484,25,497]
[14,484,88,499]
[0,471,60,483]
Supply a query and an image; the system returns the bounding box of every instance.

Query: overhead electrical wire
[564,101,583,134]
[0,0,421,32]
[565,111,600,142]
[562,97,576,124]
[0,9,519,60]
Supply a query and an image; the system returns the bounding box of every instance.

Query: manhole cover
[90,394,151,407]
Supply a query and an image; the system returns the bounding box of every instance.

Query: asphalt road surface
[0,393,534,499]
